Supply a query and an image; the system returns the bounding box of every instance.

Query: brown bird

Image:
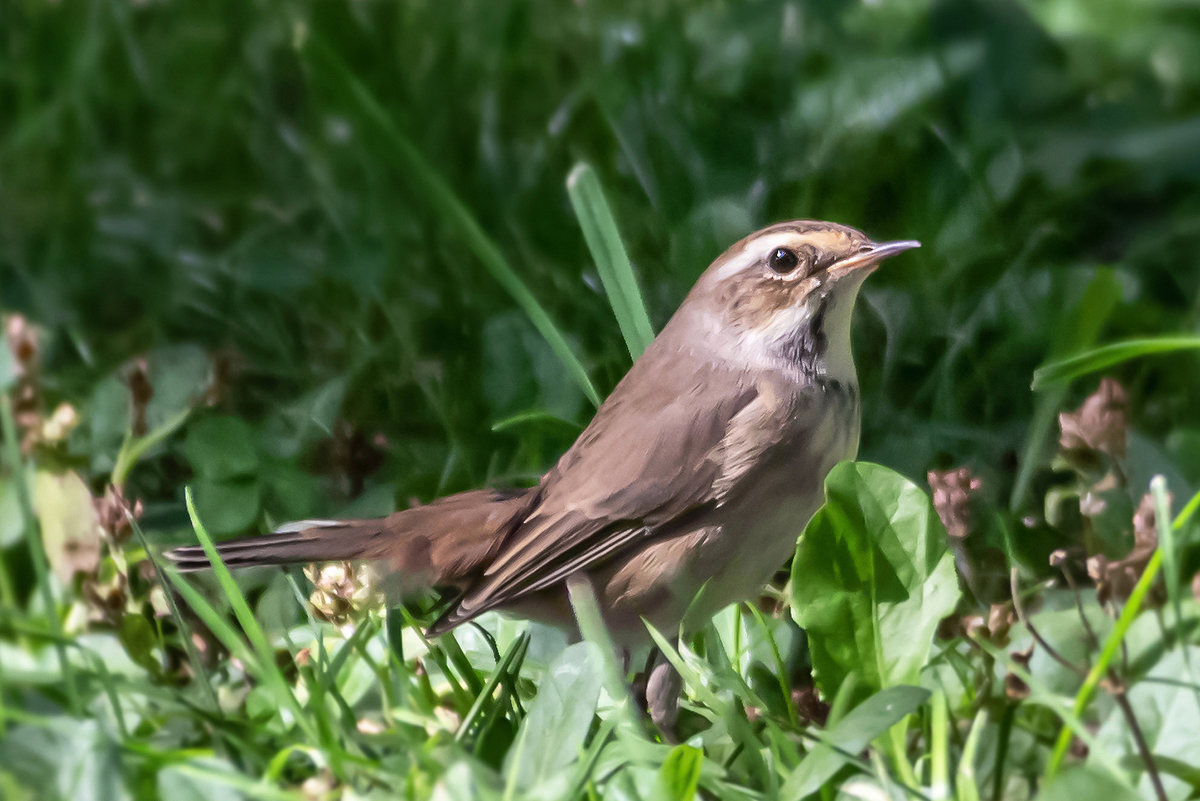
[167,221,918,645]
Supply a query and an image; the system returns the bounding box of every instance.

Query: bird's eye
[768,247,801,274]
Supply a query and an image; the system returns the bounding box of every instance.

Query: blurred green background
[5,2,1200,798]
[3,0,1200,539]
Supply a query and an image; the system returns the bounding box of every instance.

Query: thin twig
[1109,685,1168,801]
[1010,569,1088,677]
[1043,567,1168,801]
[1057,565,1101,651]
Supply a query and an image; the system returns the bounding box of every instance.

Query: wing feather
[438,344,782,628]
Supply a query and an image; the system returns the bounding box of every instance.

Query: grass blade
[302,36,600,407]
[974,638,1124,782]
[567,163,655,360]
[1032,336,1200,389]
[565,574,645,741]
[178,487,319,742]
[111,406,191,488]
[930,690,949,800]
[1151,476,1184,651]
[455,631,530,743]
[1011,269,1120,510]
[955,709,986,801]
[1044,475,1188,776]
[129,516,220,714]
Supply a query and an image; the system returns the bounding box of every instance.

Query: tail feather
[272,519,344,534]
[164,521,384,572]
[162,489,535,600]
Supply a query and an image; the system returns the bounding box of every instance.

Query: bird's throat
[774,279,864,386]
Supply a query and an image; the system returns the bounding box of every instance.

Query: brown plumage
[165,220,919,644]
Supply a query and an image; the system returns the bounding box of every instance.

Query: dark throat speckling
[777,298,828,381]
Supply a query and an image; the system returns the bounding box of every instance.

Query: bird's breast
[677,380,861,626]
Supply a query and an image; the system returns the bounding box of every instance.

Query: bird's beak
[827,239,921,279]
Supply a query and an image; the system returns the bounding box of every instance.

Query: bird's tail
[163,488,533,591]
[164,519,386,571]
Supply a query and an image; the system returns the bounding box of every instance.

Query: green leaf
[1032,336,1200,389]
[172,488,319,743]
[111,406,191,488]
[482,311,584,422]
[1036,766,1143,801]
[183,416,259,481]
[791,461,961,699]
[33,469,101,585]
[1012,268,1121,509]
[0,476,25,547]
[157,758,253,801]
[117,612,160,677]
[143,344,211,431]
[1095,647,1200,800]
[188,478,261,537]
[303,36,601,408]
[0,719,130,801]
[567,162,655,360]
[455,632,528,739]
[782,685,930,799]
[657,745,703,801]
[505,641,604,791]
[262,376,348,460]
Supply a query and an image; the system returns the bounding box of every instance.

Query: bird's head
[683,220,920,379]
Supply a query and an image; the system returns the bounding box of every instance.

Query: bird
[166,220,919,645]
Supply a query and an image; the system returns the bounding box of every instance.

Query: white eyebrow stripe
[712,231,803,281]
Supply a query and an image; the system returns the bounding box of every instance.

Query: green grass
[3,0,1200,798]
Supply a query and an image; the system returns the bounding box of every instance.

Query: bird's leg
[646,654,682,742]
[630,644,682,742]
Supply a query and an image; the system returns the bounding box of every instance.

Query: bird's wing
[433,348,798,630]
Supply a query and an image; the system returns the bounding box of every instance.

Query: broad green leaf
[262,375,348,460]
[791,461,960,699]
[157,758,252,801]
[144,344,211,431]
[1094,647,1200,800]
[438,762,504,801]
[1036,766,1142,801]
[782,685,930,799]
[482,311,584,422]
[117,612,160,677]
[88,344,211,469]
[259,460,318,521]
[183,416,259,481]
[188,478,260,537]
[33,469,101,585]
[0,719,130,801]
[657,745,703,801]
[505,641,604,791]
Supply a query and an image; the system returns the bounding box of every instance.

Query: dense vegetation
[2,1,1200,798]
